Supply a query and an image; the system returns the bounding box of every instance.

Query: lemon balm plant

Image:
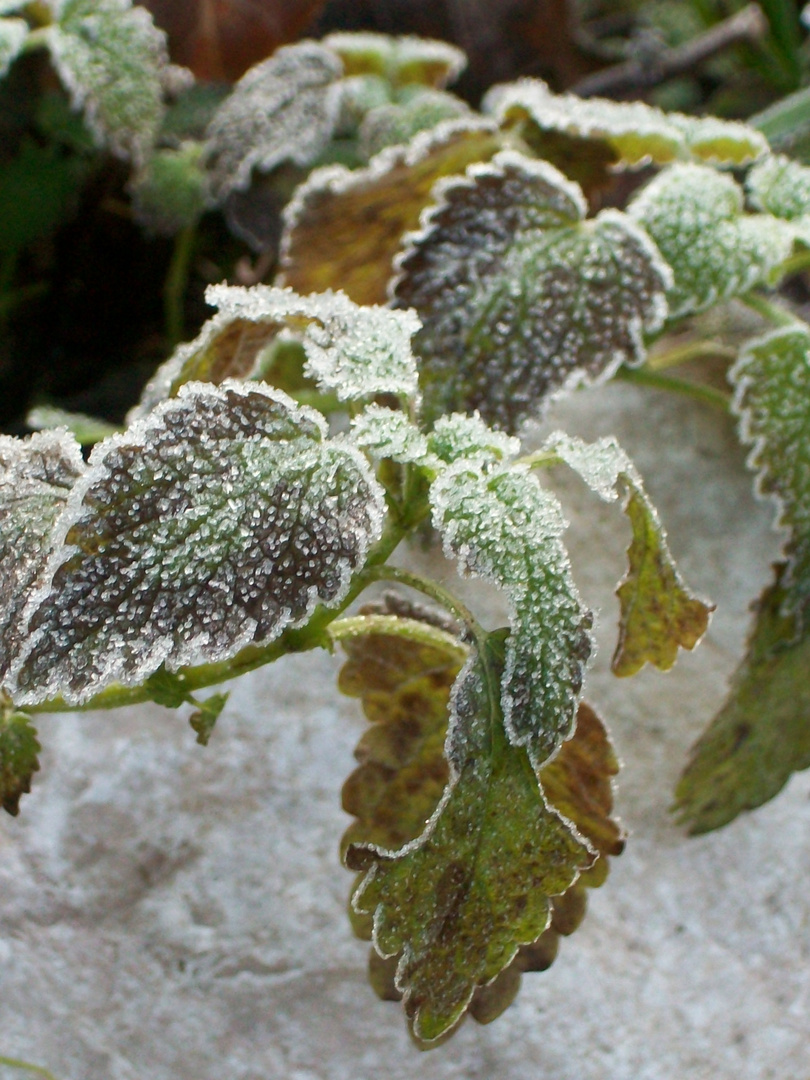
[2,1,810,1047]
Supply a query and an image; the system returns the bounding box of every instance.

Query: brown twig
[571,2,769,98]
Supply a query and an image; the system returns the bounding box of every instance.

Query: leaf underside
[8,381,383,705]
[392,149,669,432]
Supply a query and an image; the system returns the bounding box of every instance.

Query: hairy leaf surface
[0,431,85,683]
[46,0,169,163]
[543,433,712,674]
[0,15,26,77]
[730,326,810,618]
[0,710,40,816]
[279,120,501,305]
[10,381,384,705]
[431,459,592,766]
[392,150,670,431]
[205,41,343,199]
[628,164,794,318]
[347,634,594,1043]
[674,567,810,833]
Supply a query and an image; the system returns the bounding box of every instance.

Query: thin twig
[572,3,769,98]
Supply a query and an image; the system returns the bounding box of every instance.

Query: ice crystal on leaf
[45,0,169,164]
[323,32,466,90]
[0,15,27,77]
[431,458,592,766]
[9,381,384,705]
[0,431,84,683]
[350,407,434,468]
[279,119,501,306]
[428,412,520,466]
[358,90,473,161]
[747,153,810,247]
[392,149,669,433]
[205,41,343,200]
[543,433,712,674]
[628,163,794,318]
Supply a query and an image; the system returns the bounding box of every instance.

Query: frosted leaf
[431,459,592,767]
[358,90,472,160]
[428,413,520,466]
[543,432,712,674]
[0,16,27,77]
[628,163,794,319]
[0,1,27,12]
[323,32,466,90]
[0,431,84,684]
[132,285,421,419]
[10,381,384,705]
[45,0,169,164]
[129,142,209,235]
[205,41,343,200]
[393,149,670,432]
[747,154,810,219]
[484,78,767,175]
[730,325,810,619]
[279,119,501,306]
[350,406,434,468]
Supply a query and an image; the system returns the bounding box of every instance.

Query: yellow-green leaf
[0,709,40,816]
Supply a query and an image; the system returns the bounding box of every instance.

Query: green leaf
[484,78,768,184]
[350,406,434,468]
[204,41,343,201]
[46,0,169,164]
[392,149,670,432]
[26,405,120,447]
[628,163,794,319]
[323,32,466,90]
[9,381,384,706]
[674,566,810,833]
[427,413,520,467]
[542,432,713,675]
[747,153,810,246]
[358,89,472,160]
[430,458,592,767]
[279,119,501,306]
[0,138,90,255]
[0,16,27,78]
[189,691,228,746]
[347,632,594,1043]
[0,431,84,685]
[129,142,209,235]
[0,709,41,816]
[730,325,810,618]
[133,285,421,419]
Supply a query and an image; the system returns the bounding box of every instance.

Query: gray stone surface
[1,382,808,1080]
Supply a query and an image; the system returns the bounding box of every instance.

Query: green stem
[646,339,737,371]
[740,291,798,328]
[778,248,810,280]
[163,225,195,347]
[614,366,731,411]
[0,1057,58,1080]
[328,614,469,661]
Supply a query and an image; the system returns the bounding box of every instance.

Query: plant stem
[328,614,468,661]
[0,1057,58,1080]
[163,225,195,347]
[614,366,731,411]
[646,339,737,371]
[740,291,798,327]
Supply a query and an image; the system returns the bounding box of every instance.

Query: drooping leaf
[0,15,27,77]
[279,119,501,306]
[188,691,228,746]
[747,152,810,246]
[129,141,209,235]
[431,458,592,767]
[131,284,421,419]
[204,40,343,200]
[729,325,810,619]
[674,565,810,833]
[0,431,85,684]
[45,0,170,164]
[0,709,41,816]
[9,381,384,706]
[628,163,794,319]
[347,633,594,1044]
[323,32,466,90]
[542,432,712,675]
[484,78,768,189]
[392,149,670,432]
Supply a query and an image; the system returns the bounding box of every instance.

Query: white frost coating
[9,380,385,706]
[430,459,592,767]
[350,406,435,467]
[484,78,767,168]
[205,41,343,199]
[323,32,466,89]
[428,412,521,465]
[543,431,638,500]
[207,284,421,403]
[0,16,27,77]
[629,163,794,319]
[747,154,810,220]
[44,0,169,164]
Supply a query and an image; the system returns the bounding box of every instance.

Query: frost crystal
[428,413,520,466]
[350,406,434,467]
[0,16,27,78]
[393,149,670,432]
[628,163,794,318]
[0,431,84,683]
[10,382,384,705]
[747,154,810,246]
[205,41,343,199]
[45,0,169,163]
[431,460,592,766]
[323,32,466,89]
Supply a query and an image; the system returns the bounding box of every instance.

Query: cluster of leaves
[3,9,810,1046]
